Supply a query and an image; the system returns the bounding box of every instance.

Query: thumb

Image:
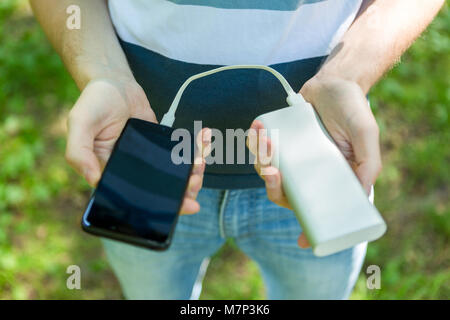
[352,123,382,194]
[297,233,311,249]
[65,117,101,187]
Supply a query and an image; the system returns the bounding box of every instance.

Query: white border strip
[109,0,362,65]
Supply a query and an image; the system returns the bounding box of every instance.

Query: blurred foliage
[0,1,448,299]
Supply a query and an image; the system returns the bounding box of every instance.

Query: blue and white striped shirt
[108,0,363,189]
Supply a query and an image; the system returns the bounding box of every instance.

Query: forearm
[30,0,133,90]
[307,0,444,95]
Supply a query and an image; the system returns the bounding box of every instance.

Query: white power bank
[256,93,386,257]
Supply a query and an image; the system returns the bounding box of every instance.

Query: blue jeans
[103,187,367,299]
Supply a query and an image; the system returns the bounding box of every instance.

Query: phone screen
[82,118,193,248]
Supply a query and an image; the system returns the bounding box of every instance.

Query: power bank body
[255,96,386,257]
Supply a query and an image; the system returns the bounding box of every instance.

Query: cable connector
[160,113,176,127]
[286,92,306,106]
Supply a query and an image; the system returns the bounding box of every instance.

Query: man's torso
[108,0,363,189]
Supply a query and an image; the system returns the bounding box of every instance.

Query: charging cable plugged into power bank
[162,65,387,257]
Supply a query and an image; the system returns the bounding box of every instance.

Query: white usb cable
[160,65,304,127]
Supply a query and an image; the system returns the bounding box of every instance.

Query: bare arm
[308,0,445,94]
[299,0,445,193]
[30,0,133,89]
[250,0,444,248]
[30,0,211,214]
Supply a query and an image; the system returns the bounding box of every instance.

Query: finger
[192,158,206,176]
[134,105,158,124]
[352,122,382,194]
[254,161,261,176]
[248,120,272,174]
[180,198,200,215]
[180,128,212,216]
[257,135,273,175]
[247,127,258,156]
[252,136,273,177]
[190,128,211,193]
[181,167,204,214]
[195,127,212,164]
[180,174,202,216]
[179,164,204,215]
[65,116,101,187]
[185,173,203,200]
[297,233,311,248]
[247,120,265,156]
[263,166,291,209]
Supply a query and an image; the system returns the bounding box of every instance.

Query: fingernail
[298,234,310,248]
[202,128,212,143]
[83,168,91,181]
[265,174,277,188]
[84,169,99,187]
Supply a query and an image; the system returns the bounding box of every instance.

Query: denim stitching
[218,190,229,238]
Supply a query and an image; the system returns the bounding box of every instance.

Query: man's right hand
[66,77,212,215]
[31,0,215,214]
[65,77,157,187]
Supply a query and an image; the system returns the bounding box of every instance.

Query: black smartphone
[81,118,193,250]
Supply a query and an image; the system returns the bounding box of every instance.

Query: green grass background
[0,0,448,299]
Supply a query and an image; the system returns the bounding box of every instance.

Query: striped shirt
[108,0,363,189]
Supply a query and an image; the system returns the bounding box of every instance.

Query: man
[31,0,443,299]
